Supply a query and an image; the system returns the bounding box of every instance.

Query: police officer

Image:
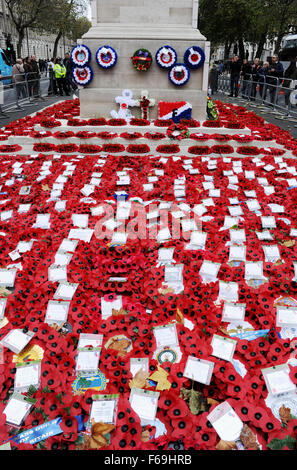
[54,58,70,97]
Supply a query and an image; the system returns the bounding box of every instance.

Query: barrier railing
[216,73,297,118]
[0,71,77,118]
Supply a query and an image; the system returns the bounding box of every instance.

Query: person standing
[240,58,252,98]
[24,57,35,97]
[267,55,284,104]
[48,57,58,96]
[283,58,297,106]
[30,55,40,98]
[54,58,69,97]
[12,58,26,102]
[63,52,76,93]
[258,61,270,99]
[229,55,242,97]
[250,58,261,100]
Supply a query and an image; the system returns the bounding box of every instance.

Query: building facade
[0,0,73,60]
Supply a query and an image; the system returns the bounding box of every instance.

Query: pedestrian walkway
[0,95,73,129]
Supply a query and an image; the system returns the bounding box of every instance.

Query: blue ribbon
[11,415,84,445]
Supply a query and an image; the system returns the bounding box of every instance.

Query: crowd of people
[11,54,77,103]
[210,55,297,107]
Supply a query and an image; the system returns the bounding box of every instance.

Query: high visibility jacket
[54,64,66,79]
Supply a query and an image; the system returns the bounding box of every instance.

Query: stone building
[0,0,73,61]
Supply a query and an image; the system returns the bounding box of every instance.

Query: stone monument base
[79,23,210,121]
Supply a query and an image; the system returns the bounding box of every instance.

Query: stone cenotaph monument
[79,0,210,121]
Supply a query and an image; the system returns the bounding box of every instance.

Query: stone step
[7,135,286,152]
[33,122,253,136]
[6,143,296,159]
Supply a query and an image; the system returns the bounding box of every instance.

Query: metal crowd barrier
[216,72,297,119]
[0,73,52,118]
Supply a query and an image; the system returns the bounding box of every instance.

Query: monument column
[79,0,209,121]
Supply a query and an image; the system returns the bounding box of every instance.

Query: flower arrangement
[168,64,190,87]
[96,46,118,69]
[155,45,177,69]
[0,144,22,152]
[53,131,75,139]
[203,120,222,128]
[211,144,234,154]
[0,97,296,452]
[188,145,211,155]
[144,132,166,140]
[120,132,143,140]
[39,119,62,129]
[101,143,125,153]
[72,66,94,87]
[57,143,79,153]
[184,46,205,70]
[75,131,97,139]
[70,44,92,67]
[154,119,173,127]
[131,49,153,72]
[87,118,107,126]
[78,144,102,154]
[167,124,189,141]
[107,119,127,127]
[33,143,56,152]
[180,119,200,128]
[97,132,118,140]
[237,146,261,155]
[156,144,180,154]
[126,144,150,154]
[129,118,150,127]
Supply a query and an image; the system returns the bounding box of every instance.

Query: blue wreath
[168,64,190,87]
[70,44,92,68]
[155,45,177,70]
[96,45,118,69]
[184,46,205,70]
[72,65,94,87]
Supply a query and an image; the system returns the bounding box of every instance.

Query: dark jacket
[241,62,252,80]
[63,58,73,77]
[267,61,284,84]
[251,63,261,80]
[283,62,297,89]
[230,60,242,76]
[24,63,35,82]
[30,60,40,80]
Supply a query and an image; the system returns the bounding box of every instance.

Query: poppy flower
[170,416,193,439]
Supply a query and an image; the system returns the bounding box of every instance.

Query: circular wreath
[70,44,92,68]
[184,46,205,70]
[96,45,118,69]
[131,49,153,72]
[72,66,94,87]
[155,45,177,69]
[167,123,189,141]
[168,64,190,87]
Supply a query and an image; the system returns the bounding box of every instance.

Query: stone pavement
[0,95,72,129]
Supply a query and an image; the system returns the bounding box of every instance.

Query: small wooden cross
[134,90,156,120]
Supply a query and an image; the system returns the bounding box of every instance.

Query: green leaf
[42,386,52,394]
[268,435,296,450]
[75,435,85,447]
[27,385,37,397]
[64,406,71,416]
[72,336,79,348]
[37,440,46,450]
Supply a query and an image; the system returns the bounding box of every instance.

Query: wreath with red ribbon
[167,124,189,141]
[131,49,153,72]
